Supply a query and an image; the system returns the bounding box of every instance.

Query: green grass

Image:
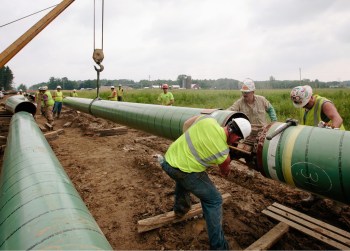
[66,88,350,129]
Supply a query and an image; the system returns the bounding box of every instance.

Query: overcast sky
[1,0,350,88]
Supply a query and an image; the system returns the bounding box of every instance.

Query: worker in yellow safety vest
[52,85,64,119]
[157,84,174,105]
[160,115,251,250]
[70,89,78,97]
[40,86,55,125]
[290,85,345,130]
[108,86,117,101]
[117,84,124,101]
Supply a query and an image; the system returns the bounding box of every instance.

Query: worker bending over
[290,85,345,130]
[160,115,251,250]
[40,86,55,125]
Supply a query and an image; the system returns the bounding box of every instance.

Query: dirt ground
[3,102,350,250]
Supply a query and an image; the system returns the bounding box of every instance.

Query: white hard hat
[240,78,255,92]
[56,85,62,89]
[111,86,115,89]
[43,86,48,90]
[229,118,252,139]
[73,89,76,91]
[19,89,23,92]
[290,85,313,108]
[118,84,122,87]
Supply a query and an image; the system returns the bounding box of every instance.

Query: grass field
[66,88,350,129]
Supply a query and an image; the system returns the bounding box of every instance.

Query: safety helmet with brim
[227,118,252,139]
[290,85,312,108]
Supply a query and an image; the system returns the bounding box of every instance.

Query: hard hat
[240,78,255,92]
[43,86,48,90]
[56,85,62,89]
[111,86,115,89]
[290,85,312,108]
[228,118,252,139]
[162,84,169,89]
[19,89,23,92]
[118,84,122,87]
[73,89,76,91]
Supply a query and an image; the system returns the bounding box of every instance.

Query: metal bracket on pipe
[266,118,298,140]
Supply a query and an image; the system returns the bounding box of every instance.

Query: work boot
[57,113,60,119]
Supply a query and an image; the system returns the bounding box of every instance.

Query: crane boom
[0,0,74,68]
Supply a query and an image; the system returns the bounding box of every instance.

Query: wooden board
[263,202,350,250]
[245,222,289,251]
[137,193,231,233]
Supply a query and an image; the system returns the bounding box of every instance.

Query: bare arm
[182,115,200,132]
[322,102,343,128]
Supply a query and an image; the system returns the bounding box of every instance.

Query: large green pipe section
[257,122,350,204]
[63,97,247,140]
[5,95,36,116]
[0,112,112,250]
[64,98,350,204]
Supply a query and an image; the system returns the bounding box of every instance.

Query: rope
[0,4,58,28]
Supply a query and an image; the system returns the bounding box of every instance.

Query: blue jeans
[52,101,62,114]
[161,160,229,250]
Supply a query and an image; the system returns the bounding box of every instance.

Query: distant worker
[157,84,174,106]
[227,78,277,125]
[52,85,64,119]
[290,85,345,130]
[160,115,252,250]
[117,84,124,101]
[17,89,23,95]
[108,86,117,101]
[40,86,55,125]
[70,89,78,97]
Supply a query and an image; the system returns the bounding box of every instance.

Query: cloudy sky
[1,0,349,88]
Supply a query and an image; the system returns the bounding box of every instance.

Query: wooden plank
[97,126,128,137]
[63,121,72,128]
[272,202,350,239]
[262,210,350,250]
[267,205,350,246]
[137,193,231,233]
[245,222,289,251]
[44,122,53,131]
[44,131,58,141]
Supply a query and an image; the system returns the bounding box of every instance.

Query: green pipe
[259,122,350,204]
[63,97,248,140]
[5,95,36,116]
[0,112,112,250]
[64,98,350,204]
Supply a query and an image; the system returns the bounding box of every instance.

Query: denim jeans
[52,101,62,114]
[161,160,229,250]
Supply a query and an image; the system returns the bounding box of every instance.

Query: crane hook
[94,63,104,73]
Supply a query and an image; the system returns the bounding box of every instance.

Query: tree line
[1,65,349,91]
